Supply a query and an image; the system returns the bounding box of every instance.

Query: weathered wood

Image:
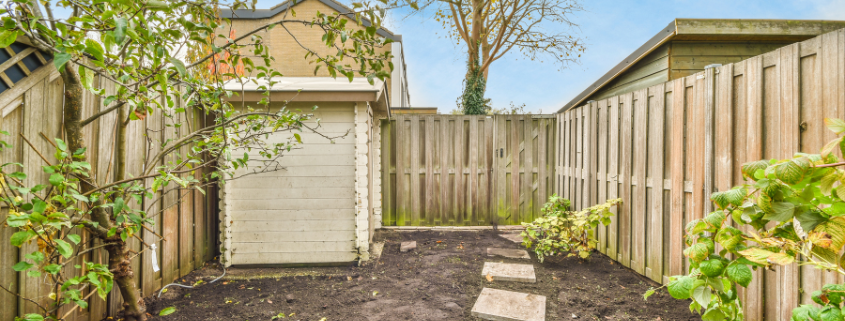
[647,84,665,282]
[669,78,686,277]
[607,96,620,259]
[619,92,634,266]
[744,54,765,321]
[632,88,648,275]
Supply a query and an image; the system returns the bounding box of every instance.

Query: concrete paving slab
[471,288,546,321]
[487,248,531,259]
[371,242,384,259]
[482,262,536,283]
[499,233,524,244]
[400,241,417,252]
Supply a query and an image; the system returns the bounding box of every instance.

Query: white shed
[218,77,387,266]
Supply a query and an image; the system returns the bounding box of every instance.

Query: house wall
[668,41,792,79]
[224,0,401,101]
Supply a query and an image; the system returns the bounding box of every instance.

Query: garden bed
[142,230,699,320]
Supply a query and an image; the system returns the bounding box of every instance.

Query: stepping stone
[482,262,536,283]
[499,233,523,244]
[487,248,531,259]
[400,241,417,252]
[471,288,546,321]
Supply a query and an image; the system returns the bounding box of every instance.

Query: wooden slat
[619,92,634,266]
[607,96,620,259]
[744,54,765,321]
[648,84,665,282]
[410,115,421,225]
[632,88,648,274]
[0,47,36,75]
[669,78,686,277]
[523,115,533,221]
[469,116,479,224]
[597,101,609,254]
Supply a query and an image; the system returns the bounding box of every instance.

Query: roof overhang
[223,77,390,115]
[558,18,845,113]
[219,0,401,42]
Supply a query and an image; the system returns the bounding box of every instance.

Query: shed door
[228,104,358,265]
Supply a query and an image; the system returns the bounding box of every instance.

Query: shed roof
[223,76,390,115]
[558,18,845,113]
[219,0,401,42]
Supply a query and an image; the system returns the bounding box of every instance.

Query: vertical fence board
[648,84,665,282]
[619,93,634,266]
[597,101,608,254]
[607,97,620,259]
[669,78,686,277]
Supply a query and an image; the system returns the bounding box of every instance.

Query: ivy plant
[521,194,622,262]
[645,118,845,321]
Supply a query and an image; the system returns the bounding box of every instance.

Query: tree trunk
[461,55,487,115]
[61,66,147,320]
[108,243,146,321]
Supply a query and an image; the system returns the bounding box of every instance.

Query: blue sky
[371,0,844,113]
[42,0,845,113]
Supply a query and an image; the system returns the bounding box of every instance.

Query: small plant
[521,194,621,262]
[645,118,845,320]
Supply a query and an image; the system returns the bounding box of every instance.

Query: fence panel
[381,114,556,226]
[558,28,845,320]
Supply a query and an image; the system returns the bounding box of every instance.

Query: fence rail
[557,28,845,320]
[0,73,217,321]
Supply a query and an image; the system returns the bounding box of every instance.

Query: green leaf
[823,284,845,305]
[294,133,302,144]
[686,242,710,262]
[8,171,26,180]
[21,313,43,321]
[11,230,36,247]
[825,118,845,134]
[113,197,125,215]
[55,138,67,152]
[820,306,843,321]
[160,307,176,316]
[667,276,694,300]
[84,38,104,61]
[699,259,726,277]
[54,239,73,258]
[814,217,845,251]
[643,288,656,301]
[49,173,64,186]
[168,57,187,76]
[53,52,72,72]
[0,30,18,48]
[114,17,128,43]
[726,262,753,287]
[795,209,825,232]
[742,160,769,180]
[67,234,82,245]
[12,261,33,271]
[692,286,712,308]
[793,305,821,321]
[44,264,62,274]
[763,202,795,222]
[701,306,726,321]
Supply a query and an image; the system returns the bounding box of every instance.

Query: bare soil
[141,230,699,320]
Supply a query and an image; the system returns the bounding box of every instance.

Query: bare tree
[425,0,586,114]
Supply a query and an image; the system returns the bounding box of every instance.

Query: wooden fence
[381,114,557,226]
[557,28,845,320]
[0,70,217,321]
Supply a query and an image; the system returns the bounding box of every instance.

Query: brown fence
[0,72,217,321]
[557,28,845,320]
[381,114,557,226]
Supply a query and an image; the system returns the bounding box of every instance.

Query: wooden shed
[559,18,845,112]
[218,77,389,267]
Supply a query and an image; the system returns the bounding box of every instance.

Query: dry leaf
[485,273,494,282]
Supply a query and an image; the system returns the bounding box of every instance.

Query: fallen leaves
[485,273,494,282]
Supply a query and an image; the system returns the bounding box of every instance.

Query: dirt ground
[141,230,699,320]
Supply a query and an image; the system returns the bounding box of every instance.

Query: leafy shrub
[521,194,622,262]
[646,118,845,320]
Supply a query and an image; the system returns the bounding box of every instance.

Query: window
[0,42,53,95]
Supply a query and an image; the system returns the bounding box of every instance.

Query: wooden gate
[380,114,556,226]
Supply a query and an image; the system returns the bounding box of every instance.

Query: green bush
[521,194,622,262]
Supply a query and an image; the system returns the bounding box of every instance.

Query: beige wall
[224,0,402,104]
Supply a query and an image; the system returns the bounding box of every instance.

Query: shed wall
[221,102,366,265]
